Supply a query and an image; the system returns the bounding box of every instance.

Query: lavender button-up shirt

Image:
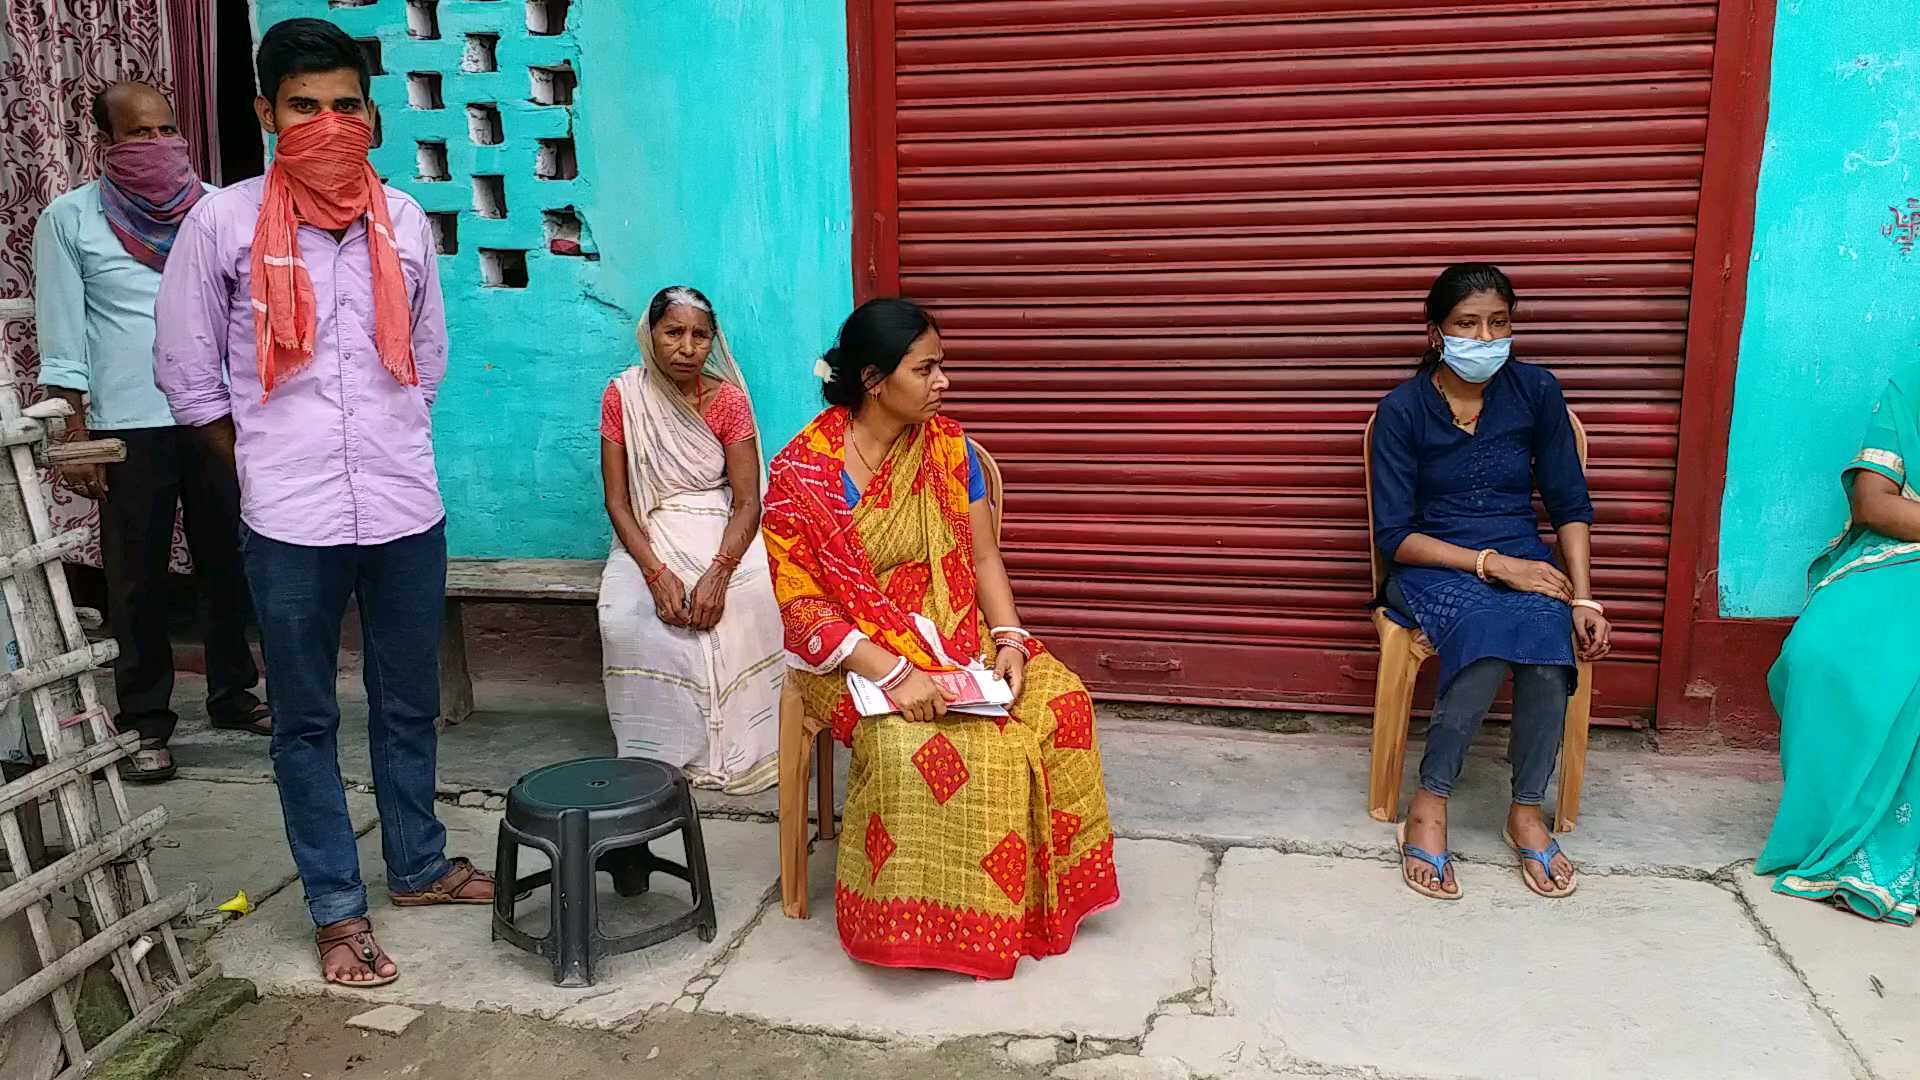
[154,175,449,547]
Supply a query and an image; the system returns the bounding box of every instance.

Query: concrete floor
[85,672,1919,1079]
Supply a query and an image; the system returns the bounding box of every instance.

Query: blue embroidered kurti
[1369,360,1593,697]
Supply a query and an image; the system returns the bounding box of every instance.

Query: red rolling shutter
[856,1,1719,719]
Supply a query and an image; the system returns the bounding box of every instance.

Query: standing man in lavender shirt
[154,18,492,988]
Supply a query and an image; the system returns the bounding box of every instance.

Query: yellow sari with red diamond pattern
[762,407,1118,979]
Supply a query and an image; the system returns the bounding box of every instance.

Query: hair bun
[819,345,862,408]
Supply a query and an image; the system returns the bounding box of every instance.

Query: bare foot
[1506,804,1575,891]
[1402,790,1459,896]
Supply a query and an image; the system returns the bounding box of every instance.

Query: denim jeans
[1418,658,1571,805]
[243,520,452,927]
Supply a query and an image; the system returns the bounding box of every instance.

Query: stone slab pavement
[152,672,1779,876]
[1735,872,1916,1080]
[121,676,1918,1079]
[124,780,380,917]
[1214,850,1858,1080]
[703,838,1210,1041]
[208,804,778,1027]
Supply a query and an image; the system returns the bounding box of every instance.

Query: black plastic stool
[491,757,717,986]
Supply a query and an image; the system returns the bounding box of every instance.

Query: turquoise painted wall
[1718,0,1920,617]
[251,0,852,558]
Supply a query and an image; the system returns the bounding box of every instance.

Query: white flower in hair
[814,356,833,380]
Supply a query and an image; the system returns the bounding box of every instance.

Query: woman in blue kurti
[1369,263,1613,901]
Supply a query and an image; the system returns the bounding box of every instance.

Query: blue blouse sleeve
[848,441,985,507]
[1532,374,1594,528]
[1369,401,1420,562]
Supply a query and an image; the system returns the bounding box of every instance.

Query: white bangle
[988,625,1030,639]
[994,637,1032,660]
[875,656,910,690]
[1571,598,1605,614]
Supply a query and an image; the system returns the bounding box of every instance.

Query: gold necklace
[849,426,886,474]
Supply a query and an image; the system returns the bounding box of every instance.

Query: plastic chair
[1362,411,1595,834]
[777,438,1005,918]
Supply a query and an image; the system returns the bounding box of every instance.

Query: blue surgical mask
[1440,335,1511,383]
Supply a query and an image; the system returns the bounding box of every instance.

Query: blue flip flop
[1397,821,1461,900]
[1503,828,1578,898]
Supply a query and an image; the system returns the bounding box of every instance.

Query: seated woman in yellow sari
[763,298,1118,979]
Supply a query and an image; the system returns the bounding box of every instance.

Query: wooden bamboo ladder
[0,298,214,1077]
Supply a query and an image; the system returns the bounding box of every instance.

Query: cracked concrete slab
[1139,1014,1275,1077]
[207,804,776,1026]
[125,779,379,911]
[155,675,1781,882]
[1735,869,1920,1079]
[700,838,1209,1041]
[1214,849,1856,1080]
[1100,719,1778,876]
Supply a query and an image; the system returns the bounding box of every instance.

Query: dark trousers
[99,426,260,744]
[242,520,451,927]
[1382,577,1570,805]
[1419,659,1571,805]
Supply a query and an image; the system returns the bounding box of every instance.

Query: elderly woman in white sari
[596,286,781,794]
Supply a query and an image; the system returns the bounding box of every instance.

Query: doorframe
[846,0,895,304]
[1654,0,1784,746]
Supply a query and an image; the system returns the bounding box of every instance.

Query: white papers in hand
[845,665,1013,718]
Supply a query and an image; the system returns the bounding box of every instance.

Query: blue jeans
[243,520,452,927]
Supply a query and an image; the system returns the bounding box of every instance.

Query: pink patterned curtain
[163,0,218,182]
[1,0,192,572]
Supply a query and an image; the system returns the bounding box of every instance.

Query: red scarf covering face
[250,111,415,401]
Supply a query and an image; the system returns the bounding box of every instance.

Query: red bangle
[644,564,667,585]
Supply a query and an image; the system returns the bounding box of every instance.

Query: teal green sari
[1759,372,1920,925]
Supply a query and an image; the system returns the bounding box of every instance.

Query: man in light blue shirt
[33,81,270,782]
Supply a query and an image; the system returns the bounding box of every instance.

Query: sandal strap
[315,916,373,946]
[438,857,487,898]
[315,917,384,969]
[1514,839,1566,881]
[402,857,492,901]
[1401,841,1453,880]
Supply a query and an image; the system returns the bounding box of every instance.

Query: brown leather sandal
[315,917,398,987]
[389,857,496,907]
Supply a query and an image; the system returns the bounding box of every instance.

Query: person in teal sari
[1759,370,1920,925]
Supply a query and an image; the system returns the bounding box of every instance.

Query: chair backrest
[969,437,1006,542]
[1361,408,1588,594]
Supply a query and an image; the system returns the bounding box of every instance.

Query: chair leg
[1368,641,1421,823]
[1555,660,1594,834]
[777,685,813,920]
[814,729,837,842]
